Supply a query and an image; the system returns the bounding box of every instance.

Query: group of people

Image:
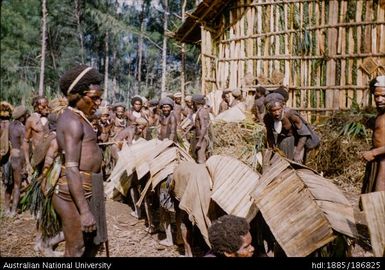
[0,62,384,257]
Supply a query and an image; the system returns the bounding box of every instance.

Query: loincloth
[159,174,175,212]
[10,149,25,171]
[54,171,108,245]
[361,157,381,194]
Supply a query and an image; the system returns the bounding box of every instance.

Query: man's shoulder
[58,109,83,130]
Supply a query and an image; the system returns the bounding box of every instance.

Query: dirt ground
[0,182,374,258]
[0,194,180,257]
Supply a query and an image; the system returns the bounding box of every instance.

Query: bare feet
[159,238,174,247]
[130,211,139,219]
[145,225,158,234]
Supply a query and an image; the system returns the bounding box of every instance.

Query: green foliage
[1,0,201,106]
[338,100,376,140]
[1,0,41,104]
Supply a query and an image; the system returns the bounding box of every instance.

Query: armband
[65,162,79,168]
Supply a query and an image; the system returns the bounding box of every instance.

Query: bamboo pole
[264,4,271,80]
[239,0,245,90]
[339,0,347,109]
[300,1,306,110]
[246,0,254,74]
[256,0,262,75]
[359,0,369,106]
[379,3,385,54]
[356,0,365,107]
[326,0,339,110]
[315,1,321,112]
[230,7,237,90]
[284,3,290,86]
[201,26,206,94]
[275,3,280,70]
[288,1,295,107]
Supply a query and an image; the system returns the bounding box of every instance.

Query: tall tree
[75,0,85,63]
[38,0,47,96]
[161,0,169,97]
[180,0,187,100]
[104,31,109,100]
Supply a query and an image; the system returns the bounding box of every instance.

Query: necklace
[67,107,95,130]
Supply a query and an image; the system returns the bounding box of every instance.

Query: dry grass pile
[307,112,373,194]
[211,115,265,168]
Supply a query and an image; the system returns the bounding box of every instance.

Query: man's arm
[197,109,209,149]
[290,113,308,163]
[22,117,34,174]
[363,146,385,161]
[169,114,177,142]
[63,119,96,233]
[263,115,275,148]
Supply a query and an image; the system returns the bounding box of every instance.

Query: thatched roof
[251,151,360,257]
[361,192,385,257]
[174,0,233,44]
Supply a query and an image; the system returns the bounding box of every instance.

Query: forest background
[1,0,201,107]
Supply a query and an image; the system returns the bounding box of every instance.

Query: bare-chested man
[97,107,112,143]
[22,96,50,175]
[146,99,160,139]
[219,91,231,114]
[362,76,385,193]
[126,96,144,124]
[230,89,243,107]
[5,106,28,217]
[110,103,127,139]
[173,92,183,125]
[54,64,107,257]
[251,86,267,123]
[263,93,318,164]
[110,118,147,160]
[111,118,149,221]
[156,97,178,246]
[158,97,177,142]
[192,94,211,164]
[1,102,13,200]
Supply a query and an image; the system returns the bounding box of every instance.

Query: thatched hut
[174,0,385,117]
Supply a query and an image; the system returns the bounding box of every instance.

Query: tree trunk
[137,2,146,94]
[75,0,84,63]
[38,0,47,96]
[104,31,109,101]
[160,0,168,98]
[180,0,187,101]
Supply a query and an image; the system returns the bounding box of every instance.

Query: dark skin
[111,106,127,137]
[98,113,111,143]
[158,105,177,142]
[219,93,231,114]
[362,86,385,191]
[265,102,307,163]
[6,114,27,216]
[194,102,210,163]
[22,98,50,174]
[110,124,146,160]
[53,85,103,256]
[252,92,265,123]
[173,97,183,125]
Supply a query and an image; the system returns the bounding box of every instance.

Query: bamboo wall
[200,0,385,116]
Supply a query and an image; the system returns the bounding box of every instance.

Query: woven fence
[200,0,385,117]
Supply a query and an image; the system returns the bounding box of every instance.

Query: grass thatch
[211,115,266,169]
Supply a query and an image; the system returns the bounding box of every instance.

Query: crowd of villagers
[0,63,384,257]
